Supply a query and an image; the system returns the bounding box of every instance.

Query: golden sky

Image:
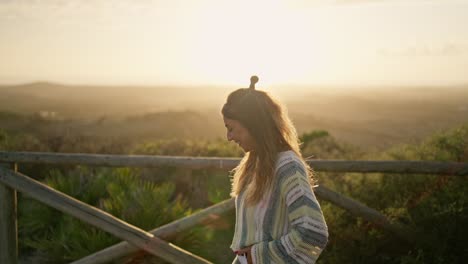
[0,0,467,86]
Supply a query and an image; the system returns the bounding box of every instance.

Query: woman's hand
[236,246,253,264]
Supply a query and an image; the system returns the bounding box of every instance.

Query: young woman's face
[223,116,256,152]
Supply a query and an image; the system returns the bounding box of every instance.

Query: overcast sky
[0,0,467,87]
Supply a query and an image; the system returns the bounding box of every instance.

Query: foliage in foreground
[18,167,207,263]
[317,124,468,264]
[11,123,468,263]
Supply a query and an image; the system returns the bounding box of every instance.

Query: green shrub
[300,130,363,160]
[18,167,203,263]
[0,129,47,151]
[132,138,243,157]
[319,124,468,264]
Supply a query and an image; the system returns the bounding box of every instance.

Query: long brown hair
[222,76,313,205]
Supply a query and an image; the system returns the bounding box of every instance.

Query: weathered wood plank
[0,163,18,264]
[0,151,467,175]
[0,167,211,264]
[72,198,235,264]
[0,151,240,170]
[314,185,415,243]
[311,160,468,175]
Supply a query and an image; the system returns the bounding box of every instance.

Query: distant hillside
[0,82,232,118]
[1,82,467,149]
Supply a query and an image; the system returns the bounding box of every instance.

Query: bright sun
[176,1,332,86]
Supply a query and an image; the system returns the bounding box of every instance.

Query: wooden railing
[1,151,467,264]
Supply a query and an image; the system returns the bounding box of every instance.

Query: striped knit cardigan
[230,151,328,264]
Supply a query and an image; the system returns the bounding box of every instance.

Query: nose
[227,132,233,142]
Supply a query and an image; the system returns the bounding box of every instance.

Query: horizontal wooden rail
[311,160,468,175]
[1,151,467,175]
[0,151,239,170]
[72,198,236,264]
[0,167,211,264]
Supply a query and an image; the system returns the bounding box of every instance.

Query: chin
[238,143,252,153]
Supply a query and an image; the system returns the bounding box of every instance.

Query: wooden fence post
[0,163,18,264]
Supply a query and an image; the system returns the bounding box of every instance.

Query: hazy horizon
[1,80,467,150]
[1,80,467,90]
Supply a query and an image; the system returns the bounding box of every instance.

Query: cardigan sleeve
[250,163,328,264]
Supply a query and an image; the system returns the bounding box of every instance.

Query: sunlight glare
[184,0,330,86]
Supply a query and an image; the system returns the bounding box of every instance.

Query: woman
[222,76,328,264]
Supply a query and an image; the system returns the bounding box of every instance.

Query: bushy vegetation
[1,109,467,263]
[317,124,468,264]
[18,167,210,263]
